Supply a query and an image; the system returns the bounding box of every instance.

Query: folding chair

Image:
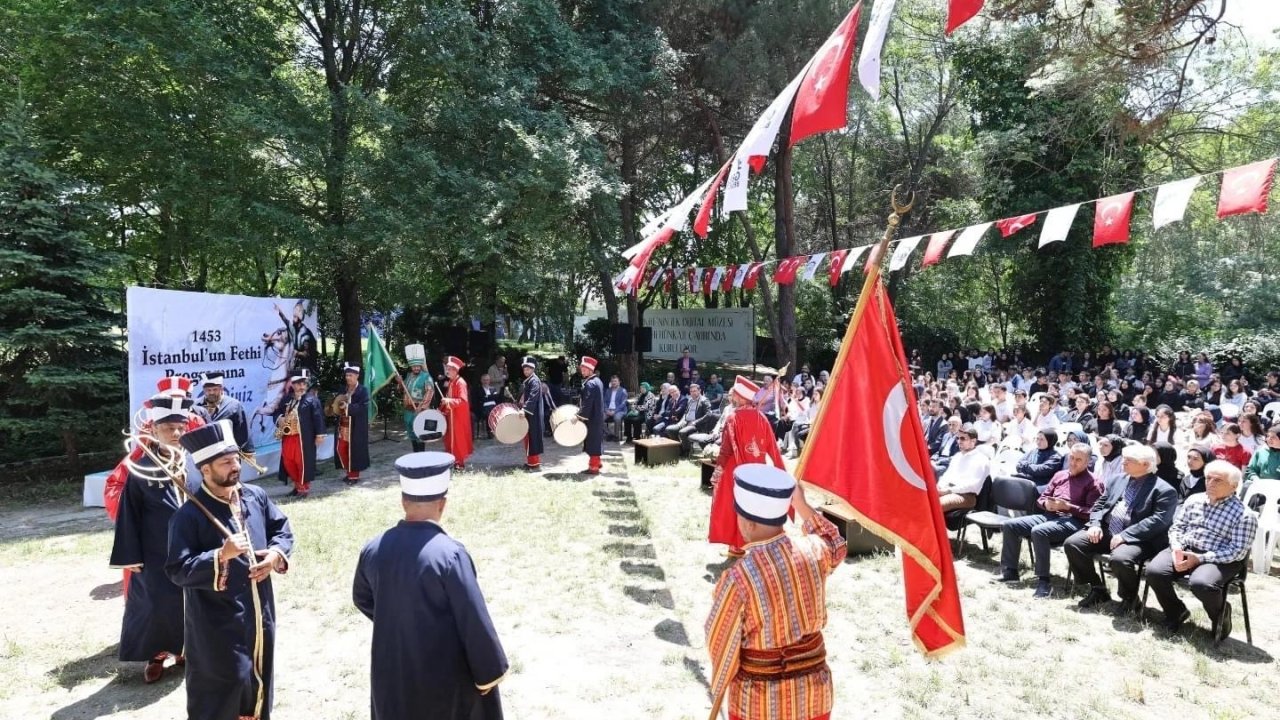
[1140,559,1252,645]
[964,476,1041,553]
[945,476,993,557]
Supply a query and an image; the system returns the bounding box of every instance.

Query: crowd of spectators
[916,345,1276,643]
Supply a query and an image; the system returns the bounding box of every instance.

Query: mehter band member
[275,368,325,498]
[709,376,784,557]
[577,356,604,475]
[519,357,544,471]
[353,451,508,720]
[169,419,294,720]
[440,356,473,470]
[200,372,254,457]
[336,364,371,484]
[403,344,434,453]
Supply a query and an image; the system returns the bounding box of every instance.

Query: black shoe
[1163,607,1192,633]
[523,464,541,472]
[279,475,291,486]
[286,489,300,497]
[1033,579,1052,598]
[580,468,601,476]
[1078,587,1112,609]
[1115,595,1142,616]
[342,476,358,485]
[1213,603,1233,643]
[997,569,1019,583]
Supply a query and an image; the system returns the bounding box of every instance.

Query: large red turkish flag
[790,3,862,148]
[797,281,965,657]
[1217,158,1276,219]
[1092,192,1135,248]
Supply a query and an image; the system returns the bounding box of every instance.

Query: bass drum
[412,409,448,443]
[488,403,529,444]
[550,404,588,447]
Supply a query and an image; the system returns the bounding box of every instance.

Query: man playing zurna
[336,363,371,484]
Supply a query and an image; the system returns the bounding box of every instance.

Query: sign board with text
[643,308,754,363]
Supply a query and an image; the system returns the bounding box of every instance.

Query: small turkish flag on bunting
[722,265,737,292]
[790,3,862,148]
[743,262,765,290]
[1092,192,1135,248]
[828,249,849,286]
[687,268,698,293]
[702,268,716,295]
[663,270,673,294]
[946,0,984,34]
[694,162,731,238]
[995,213,1038,238]
[773,256,805,285]
[921,230,957,268]
[1217,159,1276,219]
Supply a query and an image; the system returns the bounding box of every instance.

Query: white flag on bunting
[947,222,993,258]
[710,266,726,290]
[1038,204,1081,248]
[732,262,752,288]
[842,245,870,272]
[1152,176,1201,230]
[722,62,814,217]
[857,0,897,100]
[801,252,828,281]
[648,267,666,288]
[889,235,924,271]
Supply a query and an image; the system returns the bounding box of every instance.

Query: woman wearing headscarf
[1010,429,1064,490]
[1179,444,1212,499]
[1126,407,1151,444]
[1093,435,1128,485]
[1153,441,1184,490]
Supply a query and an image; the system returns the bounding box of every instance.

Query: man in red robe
[709,376,784,557]
[441,356,474,469]
[104,376,207,597]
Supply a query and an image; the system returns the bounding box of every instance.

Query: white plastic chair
[1242,478,1280,575]
[1262,402,1280,424]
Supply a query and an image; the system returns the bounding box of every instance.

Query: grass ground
[0,432,1277,719]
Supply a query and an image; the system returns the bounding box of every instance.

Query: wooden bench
[634,437,681,467]
[699,459,715,490]
[818,502,894,555]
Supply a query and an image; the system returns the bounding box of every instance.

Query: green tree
[0,98,124,465]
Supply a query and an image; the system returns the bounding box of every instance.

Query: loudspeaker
[468,330,490,358]
[634,326,653,353]
[611,323,633,354]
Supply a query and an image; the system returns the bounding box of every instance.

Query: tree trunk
[773,120,798,371]
[335,269,362,367]
[616,128,640,388]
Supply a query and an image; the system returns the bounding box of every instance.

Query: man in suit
[922,399,949,454]
[666,383,715,455]
[930,416,964,477]
[1066,443,1179,612]
[651,385,686,437]
[674,348,696,391]
[603,375,629,441]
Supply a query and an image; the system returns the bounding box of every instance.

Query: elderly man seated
[1143,461,1258,640]
[936,425,990,512]
[663,382,713,455]
[998,444,1104,598]
[1067,444,1179,613]
[930,416,964,477]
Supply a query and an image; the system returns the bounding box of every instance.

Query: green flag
[363,323,399,420]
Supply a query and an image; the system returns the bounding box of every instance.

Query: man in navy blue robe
[577,356,605,475]
[519,357,544,471]
[335,363,371,483]
[109,393,193,682]
[168,419,295,720]
[353,451,508,720]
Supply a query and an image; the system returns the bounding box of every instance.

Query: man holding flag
[795,198,965,657]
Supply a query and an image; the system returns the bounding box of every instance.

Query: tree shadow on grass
[601,508,644,522]
[603,542,655,559]
[654,618,690,646]
[624,585,674,610]
[48,645,181,720]
[703,559,735,584]
[620,560,666,581]
[541,472,589,483]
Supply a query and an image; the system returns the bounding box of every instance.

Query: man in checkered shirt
[1143,460,1259,642]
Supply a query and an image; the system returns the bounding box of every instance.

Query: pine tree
[0,97,124,467]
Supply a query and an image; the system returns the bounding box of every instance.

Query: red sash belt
[737,633,827,681]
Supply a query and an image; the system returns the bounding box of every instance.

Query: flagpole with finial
[705,186,914,720]
[794,184,913,483]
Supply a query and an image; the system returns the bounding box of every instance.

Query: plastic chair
[965,476,1041,553]
[1262,401,1280,424]
[1140,557,1252,645]
[1242,478,1280,575]
[945,476,993,556]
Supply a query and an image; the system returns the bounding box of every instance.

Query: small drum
[550,404,588,447]
[412,409,448,443]
[488,403,529,444]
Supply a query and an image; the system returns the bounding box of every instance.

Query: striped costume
[705,513,847,720]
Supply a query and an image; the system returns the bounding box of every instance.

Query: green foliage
[0,98,125,464]
[577,317,615,360]
[1150,333,1280,384]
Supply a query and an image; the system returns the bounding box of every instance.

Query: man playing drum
[578,356,605,476]
[402,344,434,452]
[519,357,545,471]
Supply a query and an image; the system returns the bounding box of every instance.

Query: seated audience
[1143,461,1257,639]
[1068,444,1179,612]
[998,444,1104,597]
[603,375,629,441]
[1002,405,1038,453]
[687,403,734,458]
[1146,405,1178,446]
[936,426,991,511]
[1238,414,1265,453]
[782,388,821,459]
[1033,394,1061,431]
[703,373,725,406]
[1153,441,1184,490]
[1085,400,1119,437]
[624,382,656,442]
[1179,445,1212,500]
[973,403,1002,445]
[931,416,965,476]
[1093,435,1128,485]
[1004,430,1065,491]
[1212,424,1252,470]
[1126,407,1151,444]
[1243,424,1280,500]
[663,383,712,454]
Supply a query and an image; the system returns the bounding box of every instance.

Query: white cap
[405,343,426,366]
[396,451,455,500]
[733,464,795,526]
